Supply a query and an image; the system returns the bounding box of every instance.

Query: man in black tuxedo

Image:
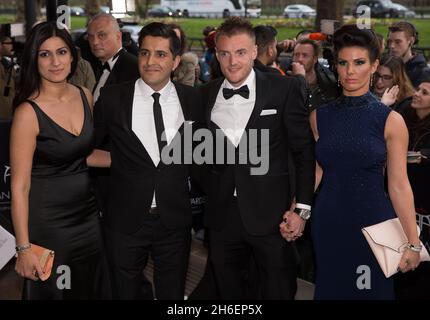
[200,17,315,299]
[94,22,201,299]
[87,13,139,103]
[88,14,140,214]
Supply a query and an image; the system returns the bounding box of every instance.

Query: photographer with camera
[0,35,16,119]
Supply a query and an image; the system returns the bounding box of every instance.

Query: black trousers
[105,213,191,300]
[209,198,299,300]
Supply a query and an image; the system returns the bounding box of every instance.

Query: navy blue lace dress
[312,92,396,299]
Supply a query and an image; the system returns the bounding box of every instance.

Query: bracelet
[15,243,31,253]
[406,243,422,253]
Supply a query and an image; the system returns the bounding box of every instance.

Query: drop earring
[370,74,374,88]
[338,79,341,87]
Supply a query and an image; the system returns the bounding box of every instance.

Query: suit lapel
[122,82,156,167]
[243,69,269,131]
[105,49,125,87]
[205,78,224,129]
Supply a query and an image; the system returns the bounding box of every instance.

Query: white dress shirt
[211,69,256,147]
[132,78,185,207]
[211,70,256,197]
[93,47,122,103]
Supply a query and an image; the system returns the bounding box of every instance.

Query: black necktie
[152,93,167,157]
[222,85,250,100]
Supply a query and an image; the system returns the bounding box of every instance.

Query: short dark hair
[15,21,78,107]
[295,39,320,58]
[254,25,277,56]
[333,24,380,63]
[167,23,187,55]
[296,29,313,40]
[388,21,418,44]
[138,22,181,58]
[215,17,255,44]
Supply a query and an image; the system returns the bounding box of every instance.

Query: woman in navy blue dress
[309,25,422,299]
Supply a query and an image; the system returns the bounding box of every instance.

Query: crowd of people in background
[1,13,430,300]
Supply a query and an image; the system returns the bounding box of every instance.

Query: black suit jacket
[93,49,139,90]
[94,80,203,234]
[200,69,315,236]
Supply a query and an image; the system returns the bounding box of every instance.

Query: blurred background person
[253,25,281,74]
[373,54,415,113]
[0,35,16,119]
[291,39,339,111]
[388,21,430,88]
[395,78,430,299]
[68,46,96,92]
[169,24,199,87]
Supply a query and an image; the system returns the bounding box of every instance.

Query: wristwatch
[294,208,311,221]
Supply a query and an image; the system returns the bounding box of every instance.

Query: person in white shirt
[200,17,315,299]
[94,22,202,300]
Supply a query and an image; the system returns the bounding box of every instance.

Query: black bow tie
[102,62,111,72]
[222,85,250,100]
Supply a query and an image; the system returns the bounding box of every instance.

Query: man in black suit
[88,13,140,214]
[87,13,139,103]
[94,22,200,299]
[200,17,315,299]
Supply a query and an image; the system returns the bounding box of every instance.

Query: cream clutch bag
[362,217,430,278]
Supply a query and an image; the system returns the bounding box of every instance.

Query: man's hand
[279,210,306,242]
[278,39,296,53]
[291,62,306,77]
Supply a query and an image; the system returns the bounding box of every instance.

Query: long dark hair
[403,78,430,149]
[14,22,78,108]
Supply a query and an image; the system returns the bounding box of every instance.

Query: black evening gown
[23,87,103,299]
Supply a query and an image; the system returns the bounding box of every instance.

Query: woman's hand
[381,85,399,107]
[398,248,421,273]
[15,250,44,281]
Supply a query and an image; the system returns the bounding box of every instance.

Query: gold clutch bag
[362,218,430,278]
[30,244,55,281]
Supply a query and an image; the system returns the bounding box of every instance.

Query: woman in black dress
[11,22,109,299]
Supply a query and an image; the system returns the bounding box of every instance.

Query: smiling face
[336,46,378,97]
[138,35,180,91]
[215,33,257,87]
[37,36,73,84]
[411,82,430,117]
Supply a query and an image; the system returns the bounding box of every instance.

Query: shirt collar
[107,47,123,69]
[223,69,255,90]
[136,78,173,103]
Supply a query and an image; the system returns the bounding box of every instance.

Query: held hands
[279,210,306,242]
[398,248,421,273]
[15,250,44,281]
[380,85,399,107]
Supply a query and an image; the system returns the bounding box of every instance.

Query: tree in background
[85,0,101,19]
[315,0,344,31]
